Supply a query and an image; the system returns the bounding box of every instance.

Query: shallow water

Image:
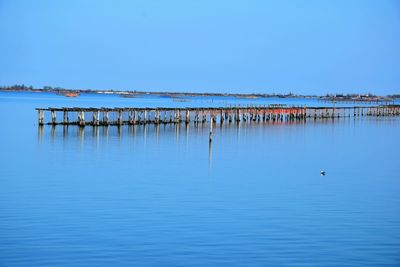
[1,92,400,266]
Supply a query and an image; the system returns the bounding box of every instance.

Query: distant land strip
[1,84,399,102]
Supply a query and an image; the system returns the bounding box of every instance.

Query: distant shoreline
[0,85,398,103]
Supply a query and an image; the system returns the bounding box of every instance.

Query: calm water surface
[1,92,400,266]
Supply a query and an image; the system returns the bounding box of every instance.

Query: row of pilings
[36,106,400,126]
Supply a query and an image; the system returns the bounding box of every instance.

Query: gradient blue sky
[1,0,399,95]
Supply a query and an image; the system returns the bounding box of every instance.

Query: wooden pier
[36,105,400,126]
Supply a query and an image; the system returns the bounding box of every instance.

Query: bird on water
[320,171,326,176]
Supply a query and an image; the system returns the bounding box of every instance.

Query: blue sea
[1,92,400,266]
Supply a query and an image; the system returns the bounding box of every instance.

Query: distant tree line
[0,84,34,90]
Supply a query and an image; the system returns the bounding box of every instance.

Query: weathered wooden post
[51,110,56,125]
[132,110,136,125]
[63,110,68,124]
[156,110,160,124]
[128,111,134,125]
[92,111,98,126]
[78,111,85,126]
[118,110,123,125]
[128,111,132,124]
[38,110,44,125]
[144,110,148,124]
[92,111,96,125]
[92,111,100,126]
[103,111,109,125]
[185,110,190,124]
[173,110,177,123]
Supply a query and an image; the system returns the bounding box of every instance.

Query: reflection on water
[37,117,400,175]
[208,140,212,172]
[38,116,397,143]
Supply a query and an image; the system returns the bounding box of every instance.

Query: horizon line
[0,84,399,98]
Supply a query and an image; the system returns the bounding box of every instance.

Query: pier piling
[35,105,400,127]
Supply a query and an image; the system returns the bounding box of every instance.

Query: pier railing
[36,105,400,126]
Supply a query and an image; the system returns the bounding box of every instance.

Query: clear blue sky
[0,0,399,95]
